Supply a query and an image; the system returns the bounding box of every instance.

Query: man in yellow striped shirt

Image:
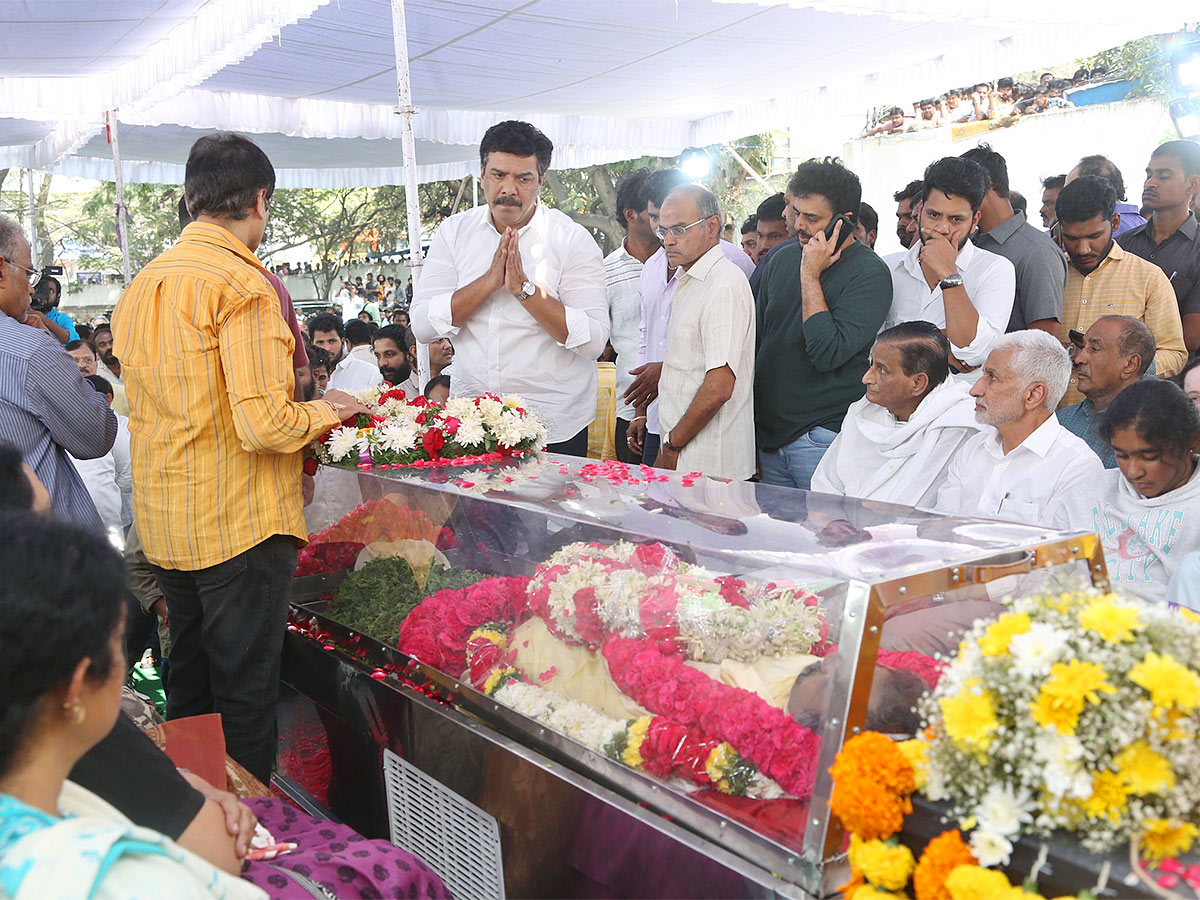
[1055,175,1185,408]
[113,133,369,780]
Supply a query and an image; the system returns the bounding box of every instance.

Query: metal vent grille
[383,749,505,900]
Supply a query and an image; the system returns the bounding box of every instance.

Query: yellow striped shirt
[1058,241,1186,407]
[112,223,341,570]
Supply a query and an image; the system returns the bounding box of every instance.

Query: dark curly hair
[1055,175,1116,224]
[614,168,651,231]
[479,120,554,177]
[1100,379,1200,457]
[0,512,126,775]
[922,157,992,212]
[787,157,862,221]
[756,192,787,222]
[893,179,923,203]
[307,313,345,341]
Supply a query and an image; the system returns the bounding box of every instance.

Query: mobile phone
[823,214,855,250]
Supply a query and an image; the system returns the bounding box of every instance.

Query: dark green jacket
[754,239,893,451]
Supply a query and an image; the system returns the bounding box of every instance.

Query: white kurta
[811,379,982,507]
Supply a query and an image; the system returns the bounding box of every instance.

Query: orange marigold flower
[913,829,977,900]
[830,732,917,840]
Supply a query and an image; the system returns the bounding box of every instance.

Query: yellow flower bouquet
[917,590,1200,858]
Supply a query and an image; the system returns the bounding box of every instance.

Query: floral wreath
[314,387,546,470]
[397,541,826,799]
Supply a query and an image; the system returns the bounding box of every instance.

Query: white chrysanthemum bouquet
[915,590,1200,861]
[313,385,546,470]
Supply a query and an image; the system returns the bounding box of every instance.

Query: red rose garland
[603,636,822,798]
[397,576,531,671]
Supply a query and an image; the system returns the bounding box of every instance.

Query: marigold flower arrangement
[314,386,546,469]
[915,590,1200,859]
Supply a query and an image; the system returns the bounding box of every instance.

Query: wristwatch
[663,433,686,453]
[939,273,965,290]
[516,280,536,302]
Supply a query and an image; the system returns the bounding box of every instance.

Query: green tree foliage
[1080,35,1174,100]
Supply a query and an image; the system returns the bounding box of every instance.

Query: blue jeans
[642,432,661,466]
[758,427,838,491]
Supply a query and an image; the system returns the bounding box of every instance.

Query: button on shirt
[1118,213,1200,318]
[972,212,1066,331]
[934,414,1105,529]
[658,244,756,480]
[411,203,609,443]
[603,241,645,421]
[1058,242,1185,406]
[0,312,116,528]
[637,241,754,434]
[885,240,1015,370]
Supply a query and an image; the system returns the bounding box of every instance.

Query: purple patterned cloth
[240,797,451,899]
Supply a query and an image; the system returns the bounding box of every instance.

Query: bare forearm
[799,271,830,322]
[667,368,734,446]
[1026,318,1060,338]
[942,286,981,349]
[450,272,499,327]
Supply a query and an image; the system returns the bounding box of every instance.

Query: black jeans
[642,431,661,466]
[150,534,297,783]
[546,424,590,458]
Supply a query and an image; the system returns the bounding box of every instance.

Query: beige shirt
[658,243,756,480]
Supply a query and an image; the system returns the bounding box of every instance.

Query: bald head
[658,184,721,271]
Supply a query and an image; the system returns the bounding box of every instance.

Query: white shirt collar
[677,243,726,283]
[985,413,1061,459]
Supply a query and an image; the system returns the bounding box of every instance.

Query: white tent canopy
[1,0,1193,188]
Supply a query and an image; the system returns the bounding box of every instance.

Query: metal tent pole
[106,110,132,285]
[389,0,430,389]
[25,167,37,263]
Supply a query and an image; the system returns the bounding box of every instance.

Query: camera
[30,266,64,312]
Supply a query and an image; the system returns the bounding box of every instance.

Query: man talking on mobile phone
[754,157,892,491]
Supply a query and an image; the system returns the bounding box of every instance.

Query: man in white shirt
[886,156,1015,379]
[411,120,609,456]
[812,322,981,507]
[605,168,658,463]
[655,185,756,480]
[935,330,1104,529]
[624,168,755,463]
[307,313,382,391]
[345,318,378,367]
[372,323,421,398]
[339,283,364,323]
[72,374,132,545]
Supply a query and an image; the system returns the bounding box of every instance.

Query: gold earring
[62,700,86,726]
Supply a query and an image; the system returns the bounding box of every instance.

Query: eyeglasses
[654,216,713,241]
[6,260,40,287]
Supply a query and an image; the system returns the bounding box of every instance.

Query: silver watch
[939,273,965,290]
[517,280,536,302]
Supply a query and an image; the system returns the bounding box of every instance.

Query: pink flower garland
[397,577,531,672]
[603,636,822,798]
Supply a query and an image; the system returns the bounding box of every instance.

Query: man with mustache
[1117,140,1200,353]
[885,156,1015,379]
[1054,175,1185,408]
[411,121,608,457]
[372,323,420,398]
[893,179,922,249]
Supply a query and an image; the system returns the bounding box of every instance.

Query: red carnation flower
[423,429,445,457]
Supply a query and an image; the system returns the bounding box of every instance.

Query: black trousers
[546,424,590,458]
[150,534,297,783]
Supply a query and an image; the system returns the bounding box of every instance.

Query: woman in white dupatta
[0,512,262,900]
[812,322,982,507]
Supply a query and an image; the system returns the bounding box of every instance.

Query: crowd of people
[859,68,1111,137]
[1,114,1200,895]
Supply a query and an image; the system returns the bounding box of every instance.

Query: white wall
[843,99,1174,256]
